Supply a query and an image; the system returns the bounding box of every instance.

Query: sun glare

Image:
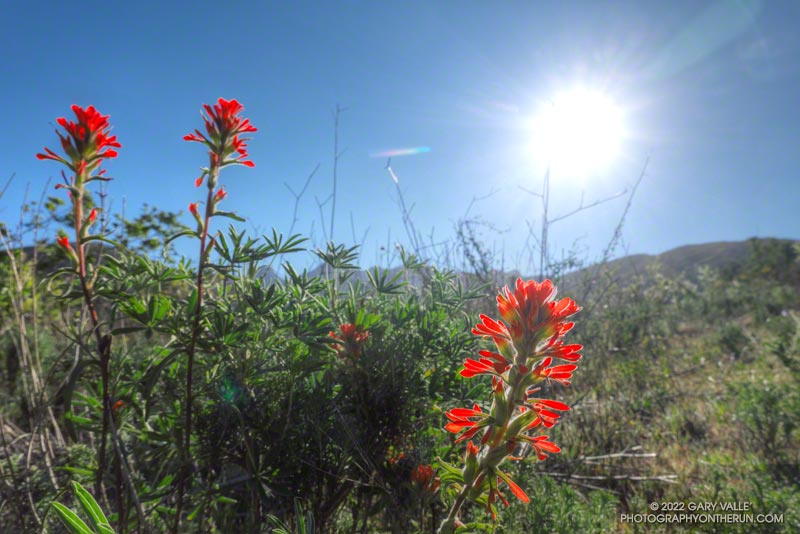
[530,88,625,178]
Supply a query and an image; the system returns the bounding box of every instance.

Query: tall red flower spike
[37,104,120,503]
[177,98,258,530]
[184,97,258,186]
[438,279,582,533]
[37,104,119,260]
[37,105,120,176]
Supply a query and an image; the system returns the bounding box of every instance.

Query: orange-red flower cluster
[184,98,258,181]
[410,464,441,494]
[329,323,370,359]
[442,279,582,519]
[37,105,120,175]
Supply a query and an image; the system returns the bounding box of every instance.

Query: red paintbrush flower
[329,323,370,358]
[524,398,571,430]
[444,404,490,443]
[472,314,514,356]
[495,278,580,353]
[37,105,120,175]
[530,357,578,386]
[438,279,582,530]
[541,339,583,362]
[523,435,561,461]
[411,464,441,494]
[459,349,511,378]
[184,98,257,170]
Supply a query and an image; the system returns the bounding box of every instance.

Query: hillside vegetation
[2,230,798,533]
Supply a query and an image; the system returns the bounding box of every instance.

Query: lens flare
[370,147,431,158]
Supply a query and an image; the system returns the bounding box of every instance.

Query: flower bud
[462,441,480,485]
[189,202,203,232]
[56,235,79,265]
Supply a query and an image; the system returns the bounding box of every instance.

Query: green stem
[437,475,475,534]
[73,174,142,531]
[174,166,218,532]
[438,367,528,533]
[72,185,108,498]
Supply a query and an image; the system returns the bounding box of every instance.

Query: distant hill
[560,237,799,293]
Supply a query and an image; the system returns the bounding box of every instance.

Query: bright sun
[530,88,625,178]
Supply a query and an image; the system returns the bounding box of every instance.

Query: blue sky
[2,0,799,272]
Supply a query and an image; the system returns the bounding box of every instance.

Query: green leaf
[141,349,183,411]
[73,481,113,533]
[163,229,198,257]
[81,234,123,249]
[62,360,89,442]
[186,289,198,321]
[110,326,147,335]
[367,266,405,294]
[187,502,203,521]
[52,502,94,534]
[59,466,94,477]
[436,459,464,477]
[266,514,292,534]
[213,210,246,222]
[466,384,485,399]
[74,391,102,409]
[64,412,93,425]
[263,228,307,257]
[147,294,172,322]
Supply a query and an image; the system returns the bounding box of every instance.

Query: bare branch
[518,184,543,199]
[582,156,650,308]
[330,104,347,241]
[463,187,501,218]
[284,163,320,236]
[0,172,15,200]
[349,211,370,249]
[549,188,628,225]
[543,472,678,483]
[385,162,422,256]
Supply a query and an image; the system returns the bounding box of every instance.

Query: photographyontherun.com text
[621,501,784,526]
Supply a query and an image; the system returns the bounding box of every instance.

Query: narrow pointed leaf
[52,502,94,534]
[73,481,113,531]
